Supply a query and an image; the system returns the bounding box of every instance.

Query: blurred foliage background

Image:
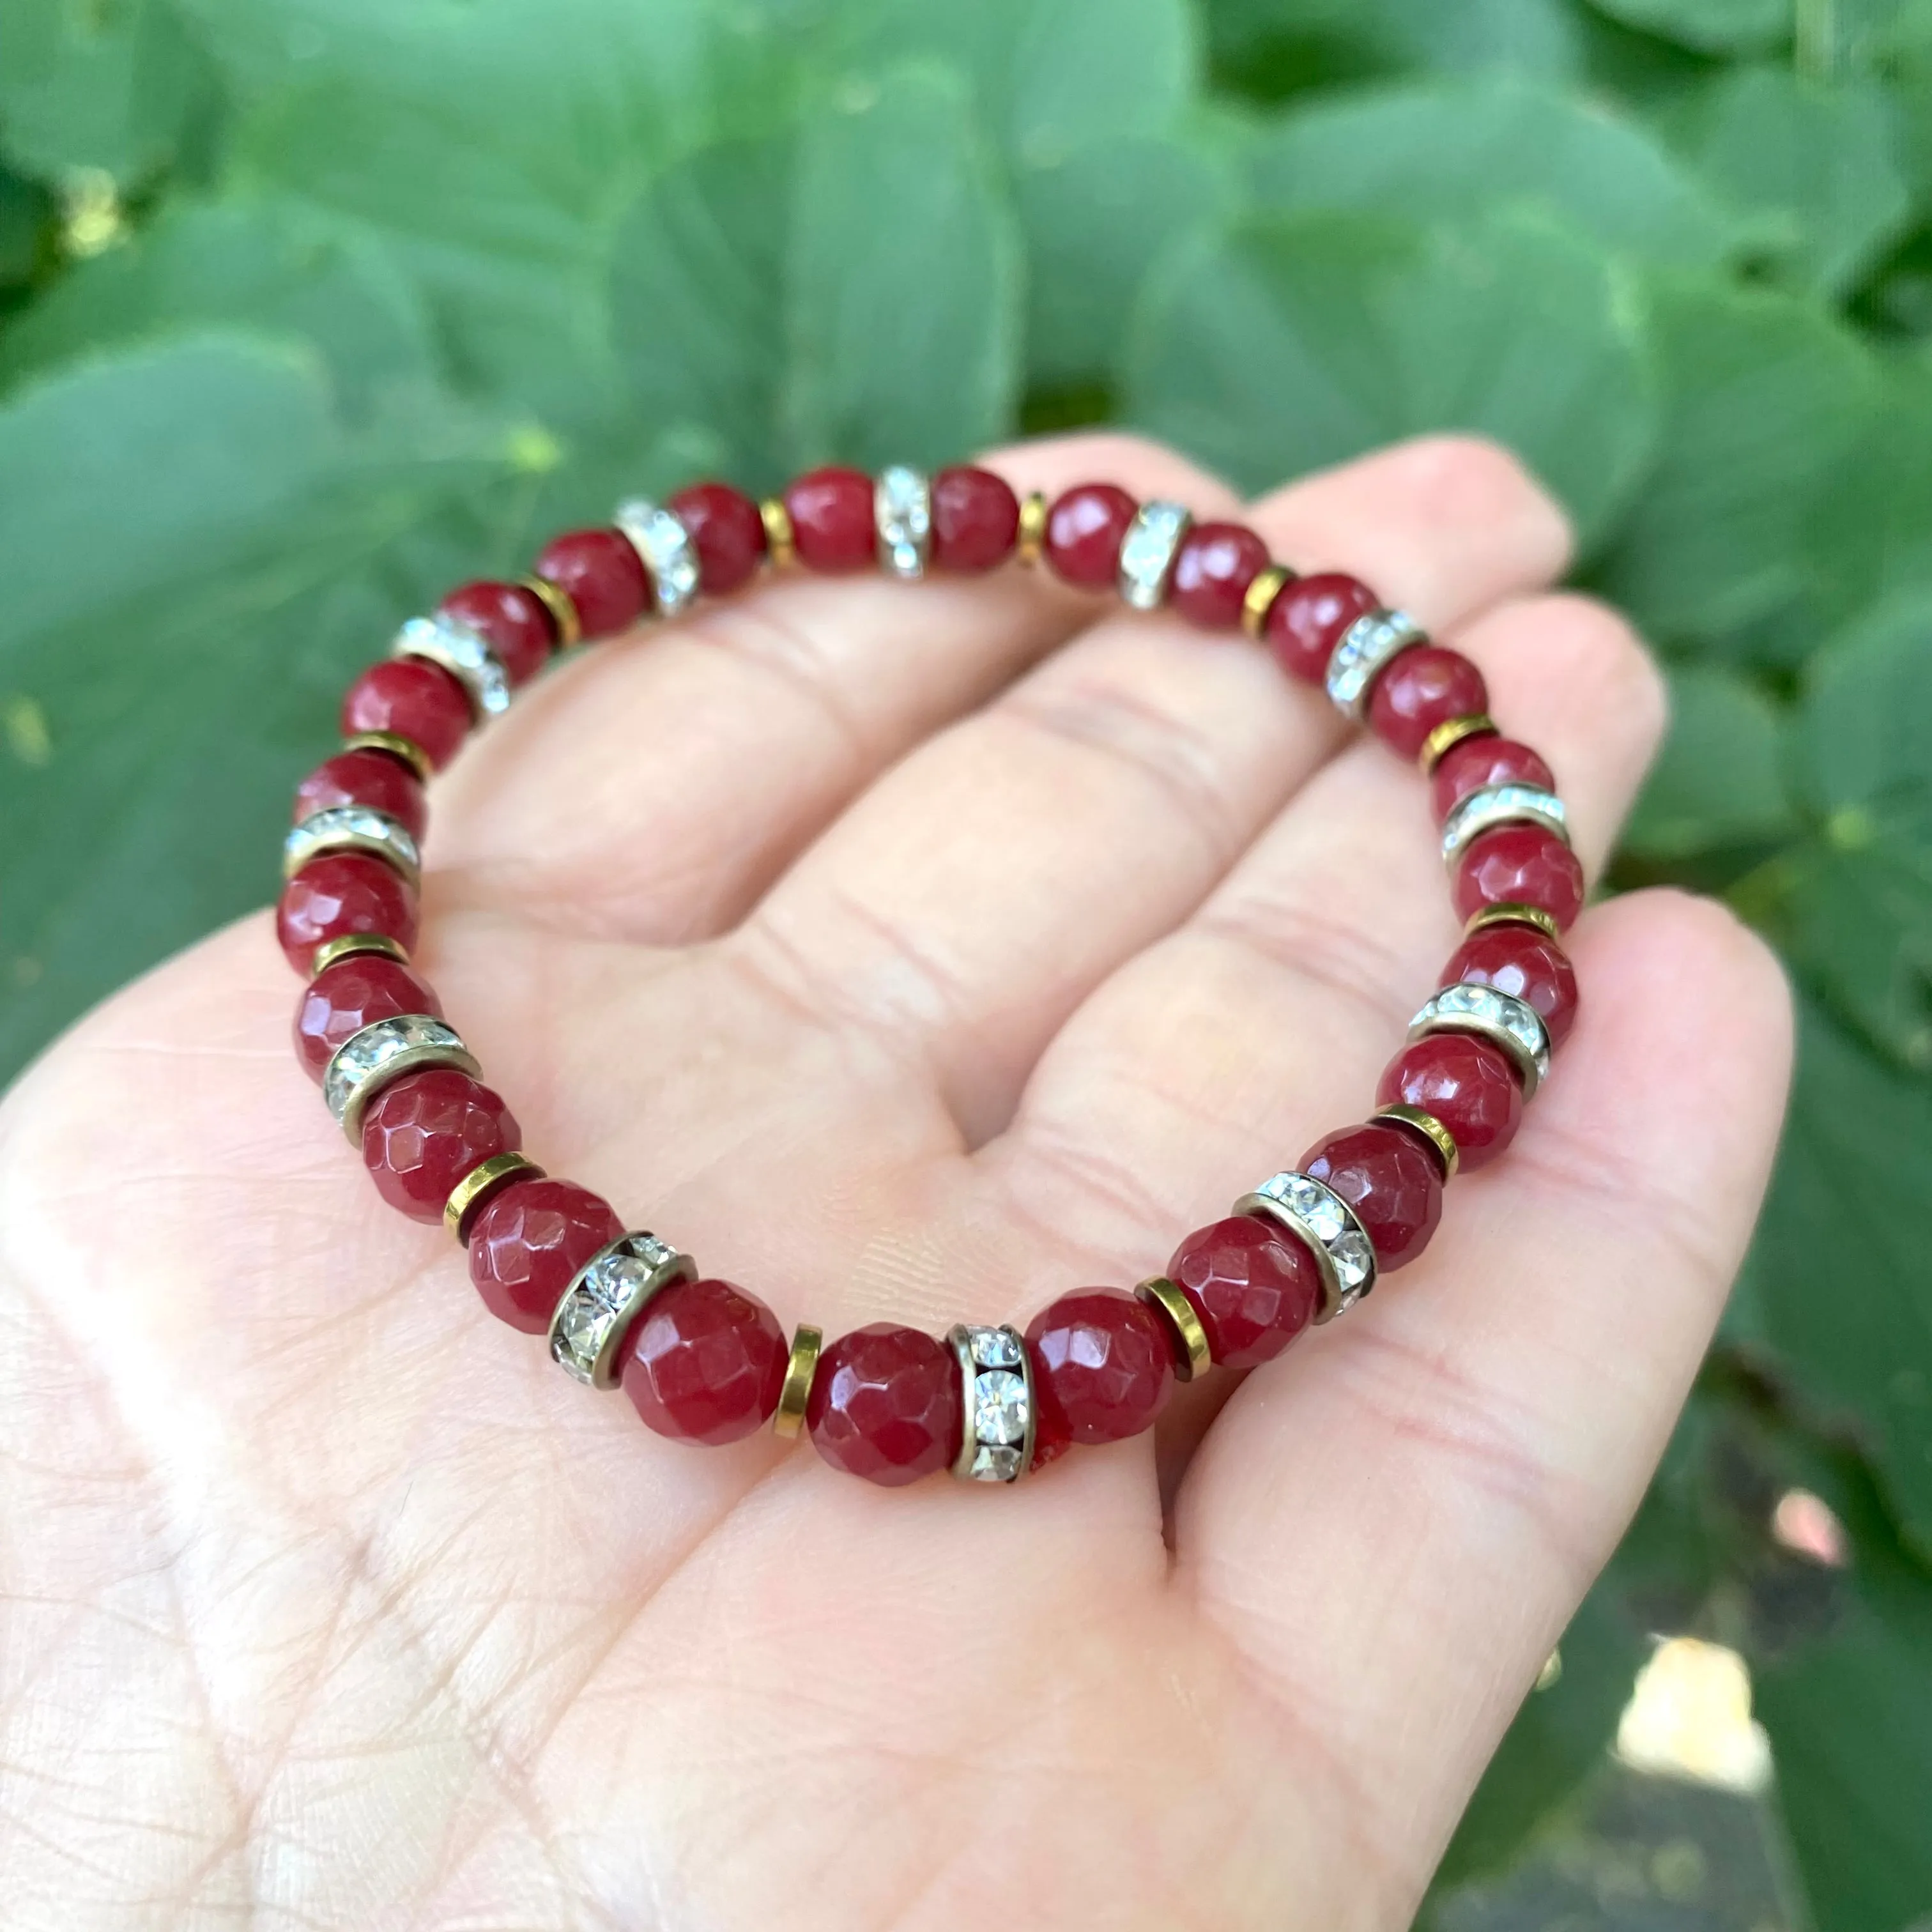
[1,0,1929,1922]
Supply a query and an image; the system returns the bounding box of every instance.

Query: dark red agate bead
[360,1068,519,1223]
[294,748,427,845]
[1301,1121,1442,1270]
[620,1277,788,1446]
[533,528,649,638]
[439,580,555,687]
[293,954,441,1080]
[930,464,1019,572]
[1043,482,1137,588]
[1443,925,1579,1048]
[1024,1290,1174,1465]
[1169,522,1269,629]
[1453,825,1584,930]
[1430,735,1554,819]
[1264,572,1378,683]
[341,657,471,770]
[468,1178,622,1333]
[668,481,767,595]
[1377,1034,1522,1171]
[785,466,877,573]
[277,854,418,973]
[1368,646,1488,761]
[1167,1215,1322,1369]
[806,1323,960,1487]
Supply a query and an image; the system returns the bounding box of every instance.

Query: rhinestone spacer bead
[548,1230,698,1388]
[322,1014,479,1140]
[947,1323,1034,1482]
[613,498,701,617]
[1117,500,1192,610]
[874,466,932,579]
[393,613,511,719]
[1234,1170,1378,1322]
[284,805,422,889]
[1409,983,1552,1097]
[1325,610,1425,718]
[1441,783,1570,865]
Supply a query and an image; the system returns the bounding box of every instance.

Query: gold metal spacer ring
[1239,564,1293,640]
[519,573,583,649]
[445,1152,545,1243]
[773,1323,824,1438]
[1464,901,1561,942]
[342,730,433,784]
[1135,1276,1211,1381]
[760,496,796,569]
[1418,712,1496,774]
[310,931,410,976]
[1016,489,1048,565]
[1372,1103,1460,1181]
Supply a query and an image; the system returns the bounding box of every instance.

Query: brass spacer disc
[343,730,433,784]
[760,496,796,569]
[1464,901,1561,942]
[1239,564,1293,640]
[1135,1276,1211,1382]
[1016,489,1048,566]
[519,572,583,649]
[1372,1103,1460,1181]
[773,1323,824,1439]
[1419,712,1496,774]
[310,932,410,977]
[445,1152,545,1243]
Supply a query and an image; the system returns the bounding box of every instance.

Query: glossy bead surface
[361,1068,520,1224]
[439,580,555,687]
[294,749,427,847]
[620,1276,788,1446]
[1300,1121,1443,1271]
[341,657,471,770]
[668,481,767,595]
[1368,646,1489,760]
[1376,1034,1523,1171]
[1453,825,1585,930]
[930,464,1020,572]
[806,1323,960,1487]
[1167,1214,1322,1369]
[1443,925,1580,1048]
[1264,573,1379,683]
[468,1178,624,1334]
[1025,1289,1174,1451]
[277,853,418,973]
[785,466,877,573]
[293,954,441,1080]
[1169,522,1270,629]
[1043,482,1137,588]
[533,528,650,638]
[1431,735,1556,818]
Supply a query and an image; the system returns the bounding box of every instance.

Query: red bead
[668,481,767,595]
[619,1277,788,1446]
[806,1323,960,1487]
[468,1178,622,1335]
[1376,1034,1524,1172]
[1166,1215,1322,1369]
[439,579,555,687]
[1024,1290,1174,1456]
[1264,572,1379,683]
[276,853,418,974]
[360,1068,519,1225]
[533,528,649,638]
[1367,646,1489,761]
[1043,482,1137,588]
[930,464,1020,572]
[1442,925,1580,1048]
[1169,522,1269,629]
[1453,825,1585,930]
[1431,735,1555,820]
[341,657,471,770]
[293,749,426,846]
[785,466,877,573]
[1300,1121,1443,1271]
[293,954,440,1081]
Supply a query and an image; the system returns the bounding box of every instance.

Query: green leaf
[0,164,50,288]
[1583,0,1793,56]
[1124,208,1655,546]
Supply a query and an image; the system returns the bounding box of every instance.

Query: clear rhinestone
[1331,1232,1374,1289]
[1441,783,1568,864]
[969,1326,1022,1370]
[1411,986,1551,1089]
[1117,500,1191,610]
[394,613,511,717]
[285,804,420,882]
[322,1014,468,1126]
[553,1289,611,1380]
[969,1443,1022,1482]
[1325,610,1424,717]
[974,1369,1029,1446]
[614,498,701,615]
[874,465,931,579]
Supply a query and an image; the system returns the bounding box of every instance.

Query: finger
[1179,891,1793,1901]
[733,436,1571,1142]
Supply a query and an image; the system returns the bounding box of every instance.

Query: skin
[0,433,1791,1931]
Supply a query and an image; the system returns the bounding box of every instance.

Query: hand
[0,433,1790,1931]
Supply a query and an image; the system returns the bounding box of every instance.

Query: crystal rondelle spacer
[1409,983,1552,1096]
[874,465,932,579]
[613,498,701,617]
[322,1013,477,1138]
[548,1230,697,1389]
[1325,610,1425,717]
[1441,783,1570,865]
[1237,1169,1378,1321]
[284,804,422,887]
[393,613,511,719]
[949,1323,1033,1483]
[1117,500,1192,610]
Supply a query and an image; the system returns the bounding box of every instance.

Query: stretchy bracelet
[279,463,1583,1489]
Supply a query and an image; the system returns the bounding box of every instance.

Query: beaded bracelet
[279,463,1583,1489]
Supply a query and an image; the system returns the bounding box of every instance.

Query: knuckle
[1392,433,1573,566]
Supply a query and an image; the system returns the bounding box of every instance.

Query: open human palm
[0,433,1790,1930]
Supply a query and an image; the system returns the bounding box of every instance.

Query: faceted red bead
[360,1068,520,1225]
[293,748,427,846]
[1169,522,1269,629]
[293,954,441,1081]
[1043,482,1137,588]
[1264,572,1379,683]
[620,1276,788,1446]
[931,464,1020,572]
[341,657,471,770]
[1166,1214,1322,1369]
[1367,646,1489,761]
[1376,1034,1524,1172]
[1025,1290,1174,1455]
[785,466,877,573]
[533,528,649,638]
[1300,1121,1443,1271]
[806,1323,960,1487]
[468,1178,623,1334]
[276,854,418,974]
[439,579,555,687]
[1443,924,1580,1048]
[1431,735,1556,820]
[669,481,767,595]
[1453,825,1585,930]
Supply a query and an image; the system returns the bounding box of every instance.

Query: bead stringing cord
[280,460,1584,1491]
